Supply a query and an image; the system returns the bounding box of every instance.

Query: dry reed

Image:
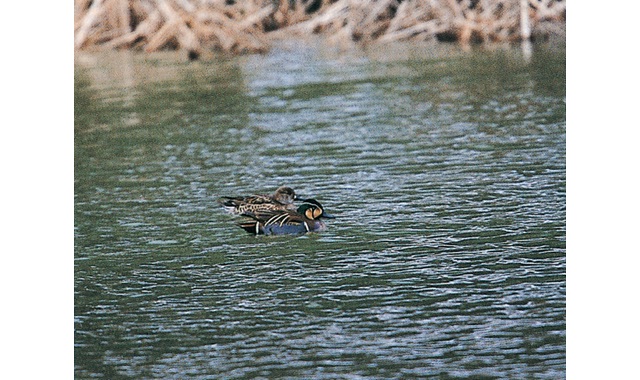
[75,0,565,56]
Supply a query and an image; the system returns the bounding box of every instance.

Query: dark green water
[75,40,565,379]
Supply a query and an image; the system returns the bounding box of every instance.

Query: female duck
[218,186,298,214]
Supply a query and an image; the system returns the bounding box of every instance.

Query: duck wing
[239,209,311,235]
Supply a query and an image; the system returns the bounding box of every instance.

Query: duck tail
[217,197,244,214]
[218,197,240,207]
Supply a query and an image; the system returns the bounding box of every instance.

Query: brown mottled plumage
[218,186,298,214]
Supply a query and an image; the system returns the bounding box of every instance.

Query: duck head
[273,186,297,204]
[297,199,335,220]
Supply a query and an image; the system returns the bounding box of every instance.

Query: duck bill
[322,212,336,219]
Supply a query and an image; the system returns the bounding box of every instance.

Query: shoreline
[75,0,565,58]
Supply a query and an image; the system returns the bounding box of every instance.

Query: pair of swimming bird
[218,186,334,235]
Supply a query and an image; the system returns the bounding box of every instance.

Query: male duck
[238,199,334,235]
[218,186,299,214]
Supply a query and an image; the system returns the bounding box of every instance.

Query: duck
[218,186,299,214]
[238,199,335,235]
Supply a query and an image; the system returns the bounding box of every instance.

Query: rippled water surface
[75,40,565,379]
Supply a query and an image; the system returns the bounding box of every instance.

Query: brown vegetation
[74,0,565,55]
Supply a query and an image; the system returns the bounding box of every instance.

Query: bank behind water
[75,0,566,55]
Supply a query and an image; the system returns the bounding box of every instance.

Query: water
[75,39,565,379]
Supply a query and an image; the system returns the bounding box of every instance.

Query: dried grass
[74,0,565,55]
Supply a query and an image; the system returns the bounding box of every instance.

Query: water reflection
[75,40,565,378]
